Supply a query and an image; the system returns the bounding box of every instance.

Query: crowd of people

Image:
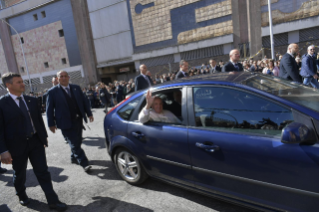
[6,44,319,116]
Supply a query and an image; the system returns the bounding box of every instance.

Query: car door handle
[132,132,145,139]
[196,142,220,153]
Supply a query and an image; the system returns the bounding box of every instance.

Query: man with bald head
[279,43,302,83]
[135,64,153,91]
[222,49,243,72]
[46,70,94,172]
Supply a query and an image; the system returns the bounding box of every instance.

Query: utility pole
[268,0,275,60]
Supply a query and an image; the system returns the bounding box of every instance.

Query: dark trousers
[12,134,58,204]
[61,117,89,168]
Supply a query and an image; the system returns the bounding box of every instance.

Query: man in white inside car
[138,90,181,124]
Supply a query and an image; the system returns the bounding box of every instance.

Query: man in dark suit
[279,43,302,83]
[175,60,189,79]
[42,77,58,111]
[209,59,221,74]
[115,82,124,103]
[46,70,93,172]
[0,73,67,210]
[135,64,153,91]
[222,49,244,72]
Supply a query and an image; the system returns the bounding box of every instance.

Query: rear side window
[193,87,294,137]
[118,96,142,120]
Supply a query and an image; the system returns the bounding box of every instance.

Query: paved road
[0,109,254,212]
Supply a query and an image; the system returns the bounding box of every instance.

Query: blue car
[104,72,319,212]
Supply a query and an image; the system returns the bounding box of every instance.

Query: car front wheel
[114,148,148,185]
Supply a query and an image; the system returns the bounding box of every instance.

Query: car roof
[127,72,255,97]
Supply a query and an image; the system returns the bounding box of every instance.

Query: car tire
[113,148,148,185]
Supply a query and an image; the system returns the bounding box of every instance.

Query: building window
[44,62,49,68]
[20,67,25,73]
[61,58,67,65]
[20,37,24,44]
[41,11,46,18]
[58,29,64,37]
[33,14,38,21]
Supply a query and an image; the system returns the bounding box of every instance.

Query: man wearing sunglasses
[300,45,319,88]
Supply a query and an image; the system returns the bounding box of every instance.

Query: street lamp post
[0,18,33,91]
[268,0,275,60]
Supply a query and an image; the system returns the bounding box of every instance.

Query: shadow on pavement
[24,196,153,212]
[0,204,12,212]
[83,137,106,149]
[0,167,68,187]
[138,179,253,212]
[88,160,122,181]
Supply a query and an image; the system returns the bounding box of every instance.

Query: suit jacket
[135,75,153,91]
[42,92,47,105]
[209,65,221,74]
[279,53,302,83]
[222,61,243,72]
[300,53,316,78]
[0,94,48,156]
[46,84,92,130]
[175,71,188,79]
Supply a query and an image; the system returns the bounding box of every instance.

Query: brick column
[246,0,262,59]
[0,20,19,73]
[70,0,98,84]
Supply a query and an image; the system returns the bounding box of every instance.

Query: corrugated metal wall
[87,0,133,65]
[7,0,82,66]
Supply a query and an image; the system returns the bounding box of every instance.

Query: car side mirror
[281,122,316,144]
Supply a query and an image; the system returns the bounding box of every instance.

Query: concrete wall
[87,0,133,67]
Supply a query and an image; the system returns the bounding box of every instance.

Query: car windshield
[242,75,319,113]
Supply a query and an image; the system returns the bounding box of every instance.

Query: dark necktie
[234,63,239,71]
[65,87,71,97]
[17,97,34,136]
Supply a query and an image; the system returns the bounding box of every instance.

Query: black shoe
[0,167,7,174]
[49,201,67,211]
[71,159,79,164]
[19,196,30,206]
[84,165,92,173]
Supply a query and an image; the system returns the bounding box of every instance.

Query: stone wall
[261,0,319,27]
[11,21,70,77]
[128,0,233,53]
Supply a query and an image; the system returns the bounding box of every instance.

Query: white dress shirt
[180,70,187,77]
[138,107,181,124]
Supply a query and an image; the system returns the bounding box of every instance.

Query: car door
[127,87,193,186]
[187,86,319,212]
